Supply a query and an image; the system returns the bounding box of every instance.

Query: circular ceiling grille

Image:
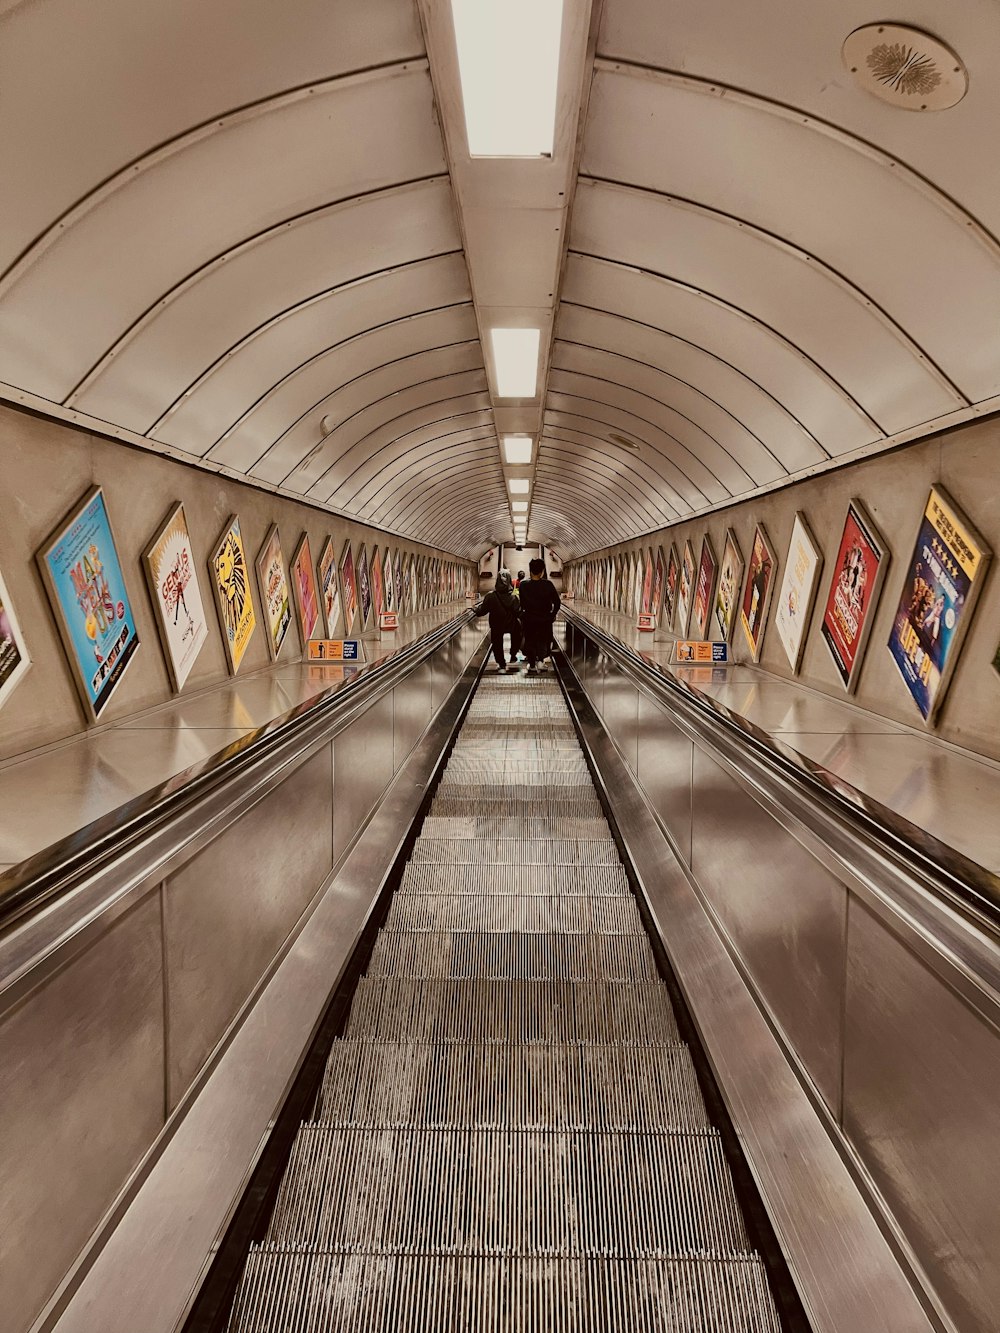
[843,24,968,111]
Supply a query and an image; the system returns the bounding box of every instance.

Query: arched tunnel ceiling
[1,0,999,560]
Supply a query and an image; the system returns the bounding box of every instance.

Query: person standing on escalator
[518,557,561,675]
[473,569,522,672]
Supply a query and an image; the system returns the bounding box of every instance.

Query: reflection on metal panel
[636,694,693,866]
[333,693,394,865]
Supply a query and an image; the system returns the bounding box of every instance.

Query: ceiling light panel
[503,435,534,464]
[508,478,531,494]
[490,328,540,397]
[512,501,529,512]
[451,0,564,157]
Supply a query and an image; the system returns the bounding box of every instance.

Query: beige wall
[571,416,1000,761]
[0,404,471,762]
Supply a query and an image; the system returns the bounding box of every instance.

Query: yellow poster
[209,515,256,674]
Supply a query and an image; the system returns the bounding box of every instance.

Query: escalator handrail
[0,609,478,935]
[562,604,1000,937]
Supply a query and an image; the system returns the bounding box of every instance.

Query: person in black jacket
[518,557,561,674]
[474,570,522,672]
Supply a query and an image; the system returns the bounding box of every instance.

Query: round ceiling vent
[843,24,968,111]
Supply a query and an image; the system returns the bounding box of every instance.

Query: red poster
[693,537,717,640]
[820,502,887,690]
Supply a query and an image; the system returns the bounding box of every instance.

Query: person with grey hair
[473,569,522,672]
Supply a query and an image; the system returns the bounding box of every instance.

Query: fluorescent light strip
[508,478,530,494]
[512,501,528,513]
[502,435,534,464]
[451,0,563,157]
[490,329,540,398]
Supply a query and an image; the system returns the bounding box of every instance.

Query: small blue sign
[342,640,359,660]
[711,642,728,662]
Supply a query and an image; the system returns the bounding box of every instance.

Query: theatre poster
[255,525,292,661]
[38,486,141,719]
[356,543,373,627]
[318,537,341,637]
[739,524,777,662]
[692,536,718,640]
[664,545,680,630]
[820,501,888,691]
[0,562,31,713]
[650,547,665,619]
[888,486,990,724]
[773,513,823,673]
[677,542,696,637]
[339,541,358,634]
[143,501,209,692]
[208,515,256,675]
[713,529,744,643]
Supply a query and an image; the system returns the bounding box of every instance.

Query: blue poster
[42,488,140,718]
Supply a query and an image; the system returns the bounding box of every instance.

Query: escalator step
[365,929,658,981]
[398,862,631,897]
[411,837,615,864]
[384,892,642,933]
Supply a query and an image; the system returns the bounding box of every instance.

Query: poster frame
[739,523,778,663]
[820,501,889,692]
[141,500,209,693]
[339,541,358,635]
[37,485,142,721]
[356,542,372,628]
[677,541,696,637]
[663,544,680,630]
[713,529,744,645]
[370,546,385,619]
[255,524,292,662]
[290,532,321,647]
[773,512,824,673]
[0,562,31,713]
[693,534,718,640]
[317,536,341,638]
[208,514,257,677]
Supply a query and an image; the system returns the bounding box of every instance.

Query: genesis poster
[255,525,292,660]
[356,542,373,626]
[0,564,31,713]
[142,501,209,692]
[773,513,823,673]
[677,542,696,637]
[820,502,888,691]
[318,537,341,637]
[209,515,256,675]
[888,487,990,723]
[291,534,321,644]
[38,486,141,720]
[713,530,744,644]
[739,524,777,662]
[692,536,718,640]
[339,541,358,634]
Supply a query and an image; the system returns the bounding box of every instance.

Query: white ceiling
[1,0,998,558]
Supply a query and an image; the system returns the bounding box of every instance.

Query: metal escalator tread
[227,674,784,1332]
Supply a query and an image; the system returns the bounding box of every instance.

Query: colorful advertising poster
[289,534,319,646]
[38,486,141,720]
[632,554,644,616]
[0,564,31,712]
[650,548,665,619]
[407,555,417,615]
[255,525,292,661]
[394,552,403,613]
[820,502,889,691]
[356,542,373,626]
[371,547,384,618]
[382,547,395,612]
[693,536,718,640]
[888,487,990,723]
[142,502,209,692]
[677,542,696,637]
[739,524,777,662]
[641,552,654,615]
[713,530,744,644]
[774,513,823,673]
[318,537,341,637]
[664,545,680,629]
[339,541,358,634]
[209,515,256,675]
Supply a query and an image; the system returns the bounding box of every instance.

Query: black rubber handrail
[0,610,477,933]
[562,605,1000,931]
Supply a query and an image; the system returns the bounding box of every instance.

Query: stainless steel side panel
[601,672,639,772]
[163,746,334,1108]
[844,899,1000,1333]
[393,665,432,773]
[636,694,694,867]
[332,694,394,865]
[1,894,164,1333]
[689,745,847,1117]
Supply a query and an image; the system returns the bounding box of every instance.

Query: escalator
[224,670,785,1331]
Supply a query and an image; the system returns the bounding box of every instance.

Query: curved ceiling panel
[363,441,499,522]
[153,257,475,453]
[536,438,679,529]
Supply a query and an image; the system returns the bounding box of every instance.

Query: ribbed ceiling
[1,0,998,559]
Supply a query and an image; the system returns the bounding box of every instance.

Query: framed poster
[290,534,321,645]
[407,554,417,615]
[677,541,696,636]
[0,563,31,712]
[713,530,744,644]
[371,547,384,618]
[142,501,209,692]
[664,545,680,629]
[317,536,341,637]
[693,536,718,640]
[650,548,665,619]
[632,553,644,616]
[255,525,292,661]
[641,551,654,615]
[382,547,395,612]
[739,524,777,662]
[888,486,991,724]
[339,541,358,634]
[356,542,373,627]
[208,515,256,675]
[38,486,141,720]
[820,502,889,691]
[394,551,404,613]
[774,514,823,673]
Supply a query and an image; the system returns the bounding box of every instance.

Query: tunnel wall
[0,403,473,763]
[571,415,1000,761]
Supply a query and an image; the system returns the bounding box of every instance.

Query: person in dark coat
[518,557,561,674]
[474,570,523,672]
